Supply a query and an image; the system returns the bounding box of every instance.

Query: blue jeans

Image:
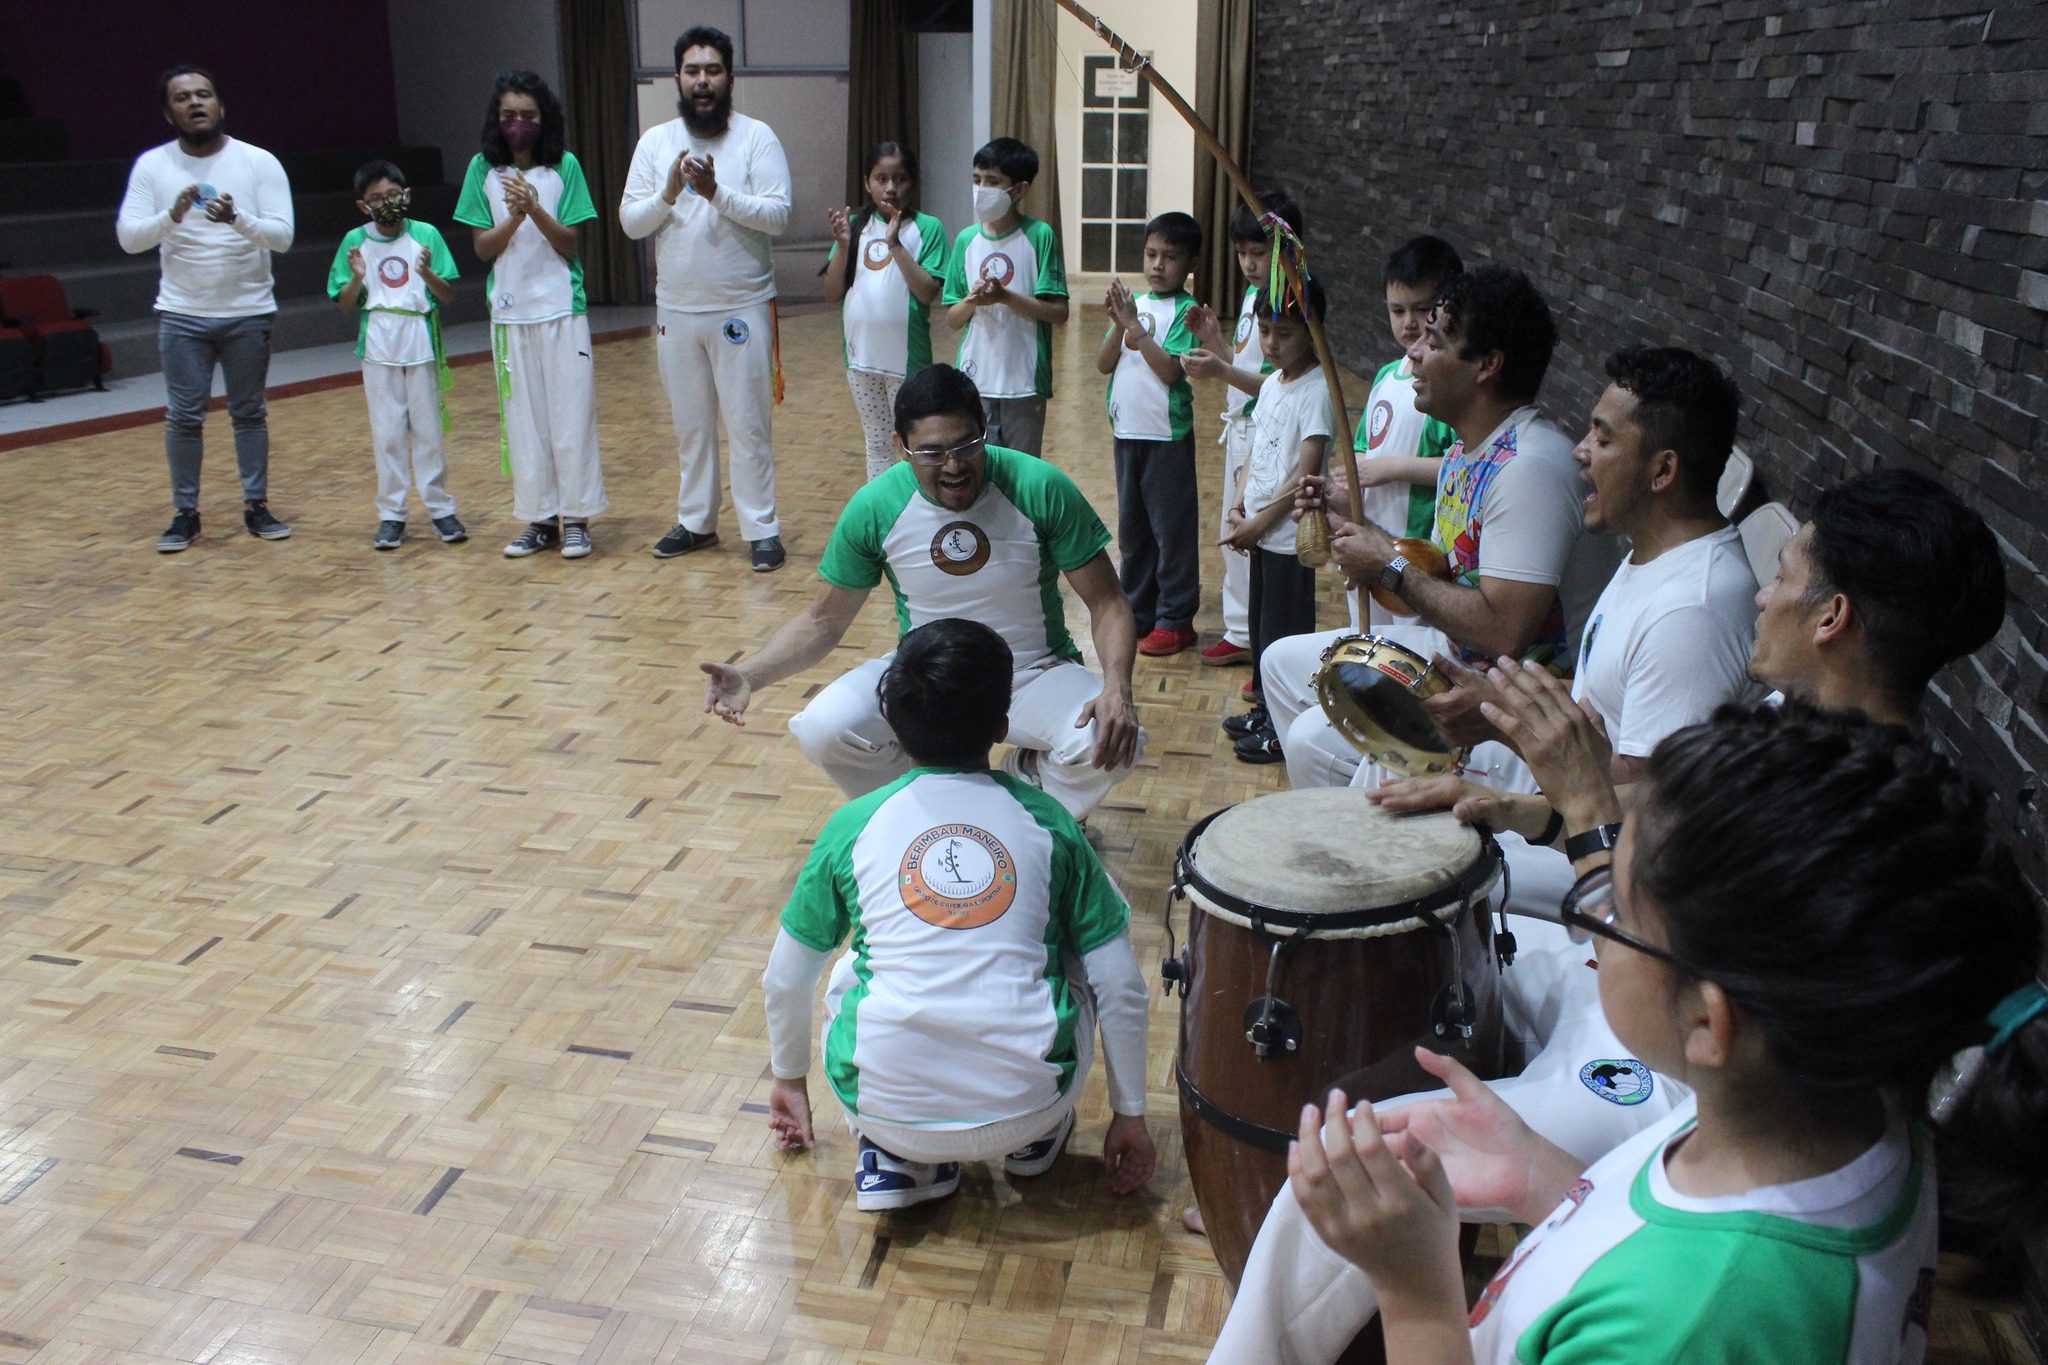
[158,311,274,508]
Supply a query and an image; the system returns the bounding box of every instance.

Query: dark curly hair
[1603,345,1740,513]
[1434,265,1556,404]
[1633,703,2046,1249]
[480,69,566,168]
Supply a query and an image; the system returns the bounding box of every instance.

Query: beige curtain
[991,0,1063,232]
[1194,0,1254,310]
[847,0,922,204]
[560,0,644,304]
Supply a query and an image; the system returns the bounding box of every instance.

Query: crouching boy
[760,617,1155,1209]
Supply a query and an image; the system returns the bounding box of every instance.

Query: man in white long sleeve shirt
[116,65,295,552]
[760,617,1155,1211]
[620,25,794,572]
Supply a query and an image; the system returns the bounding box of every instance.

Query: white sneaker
[1003,1110,1074,1178]
[854,1139,961,1212]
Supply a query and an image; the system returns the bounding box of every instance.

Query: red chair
[0,274,111,396]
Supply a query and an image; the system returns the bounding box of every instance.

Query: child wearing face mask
[941,137,1069,458]
[453,68,609,561]
[823,141,948,481]
[329,159,463,552]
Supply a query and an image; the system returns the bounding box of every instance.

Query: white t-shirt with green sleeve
[816,445,1111,674]
[1359,356,1457,540]
[1469,1097,1937,1364]
[832,210,948,379]
[326,220,458,366]
[779,767,1131,1128]
[451,152,597,323]
[942,216,1068,400]
[1106,290,1197,441]
[1223,281,1269,421]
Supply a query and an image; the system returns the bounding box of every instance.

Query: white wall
[386,0,565,184]
[919,32,975,243]
[1053,0,1199,288]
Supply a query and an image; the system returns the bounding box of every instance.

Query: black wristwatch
[1377,554,1409,595]
[1563,821,1623,862]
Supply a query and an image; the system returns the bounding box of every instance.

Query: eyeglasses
[1558,867,1690,971]
[901,434,987,466]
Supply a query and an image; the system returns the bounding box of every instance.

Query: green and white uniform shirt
[942,216,1068,399]
[1470,1097,1937,1364]
[832,210,947,379]
[817,445,1111,674]
[452,152,597,323]
[1106,290,1197,441]
[1357,356,1456,541]
[780,767,1131,1127]
[326,220,457,367]
[1223,282,1271,422]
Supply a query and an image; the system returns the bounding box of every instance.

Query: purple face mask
[499,118,541,152]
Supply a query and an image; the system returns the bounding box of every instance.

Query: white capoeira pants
[494,316,607,524]
[658,303,778,540]
[363,361,455,522]
[789,657,1141,820]
[1205,934,1688,1365]
[1262,625,1366,790]
[847,368,902,481]
[1219,415,1252,648]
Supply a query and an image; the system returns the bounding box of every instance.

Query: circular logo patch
[980,252,1015,287]
[929,520,990,576]
[377,255,411,288]
[1233,309,1254,347]
[1124,311,1157,350]
[1579,1058,1654,1106]
[862,237,892,270]
[722,317,750,345]
[1366,398,1394,451]
[900,824,1017,929]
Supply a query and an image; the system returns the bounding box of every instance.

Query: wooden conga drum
[1166,787,1505,1287]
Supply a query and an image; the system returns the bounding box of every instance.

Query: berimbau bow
[1048,0,1358,567]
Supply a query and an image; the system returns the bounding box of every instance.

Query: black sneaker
[432,515,468,543]
[1234,729,1285,765]
[504,522,560,558]
[750,536,786,573]
[156,509,200,553]
[1222,705,1270,739]
[560,523,593,559]
[373,519,404,550]
[652,524,718,558]
[244,501,292,540]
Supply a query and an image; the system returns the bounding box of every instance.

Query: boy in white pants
[1182,189,1305,671]
[453,70,608,560]
[329,160,463,550]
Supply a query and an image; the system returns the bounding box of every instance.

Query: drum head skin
[1191,788,1483,915]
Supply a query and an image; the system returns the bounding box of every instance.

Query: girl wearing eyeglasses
[1284,703,2046,1363]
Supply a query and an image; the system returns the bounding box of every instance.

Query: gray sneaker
[373,519,404,550]
[243,501,292,540]
[504,522,560,557]
[750,536,786,573]
[156,509,200,553]
[432,515,467,543]
[561,523,593,559]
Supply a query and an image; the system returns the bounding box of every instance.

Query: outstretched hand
[700,661,753,726]
[1104,1113,1156,1194]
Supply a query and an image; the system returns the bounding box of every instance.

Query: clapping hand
[203,191,237,224]
[1420,653,1508,749]
[1104,279,1139,331]
[1290,1087,1463,1301]
[1479,658,1619,829]
[1188,302,1225,353]
[682,153,717,198]
[826,205,853,247]
[346,247,366,280]
[170,184,200,223]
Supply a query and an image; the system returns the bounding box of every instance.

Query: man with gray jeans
[116,64,295,551]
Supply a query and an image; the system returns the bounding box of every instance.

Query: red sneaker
[1199,638,1251,667]
[1241,678,1259,700]
[1138,627,1199,657]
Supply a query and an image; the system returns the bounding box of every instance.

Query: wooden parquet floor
[0,306,2033,1364]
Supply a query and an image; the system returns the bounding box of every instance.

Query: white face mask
[973,183,1012,225]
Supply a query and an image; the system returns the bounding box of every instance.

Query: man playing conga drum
[700,364,1142,820]
[758,618,1154,1209]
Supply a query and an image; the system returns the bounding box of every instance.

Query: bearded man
[620,24,795,571]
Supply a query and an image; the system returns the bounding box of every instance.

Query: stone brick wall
[1251,0,2048,898]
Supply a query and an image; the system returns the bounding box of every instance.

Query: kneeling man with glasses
[701,364,1142,819]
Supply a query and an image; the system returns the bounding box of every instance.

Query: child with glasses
[328,159,463,551]
[1260,704,2048,1364]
